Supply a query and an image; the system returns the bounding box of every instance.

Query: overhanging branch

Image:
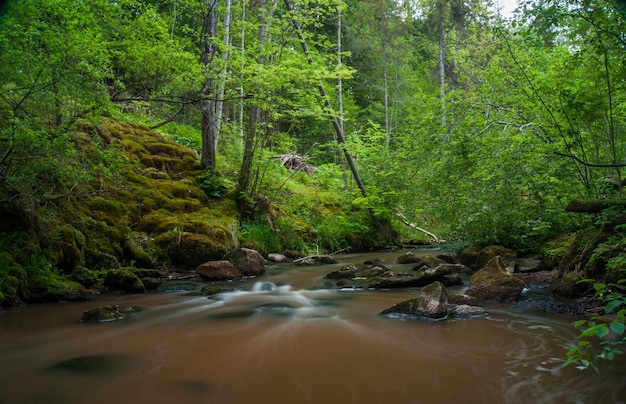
[554,151,626,168]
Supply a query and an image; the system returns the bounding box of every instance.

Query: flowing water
[1,250,625,404]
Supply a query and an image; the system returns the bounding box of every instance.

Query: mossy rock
[70,267,100,288]
[588,235,626,284]
[104,269,145,293]
[130,268,167,278]
[28,273,88,302]
[457,243,484,270]
[80,305,138,323]
[0,252,28,304]
[51,224,86,270]
[156,232,228,267]
[466,256,527,302]
[551,271,588,298]
[200,285,237,296]
[558,228,605,274]
[124,231,165,268]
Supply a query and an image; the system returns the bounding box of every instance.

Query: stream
[1,250,625,403]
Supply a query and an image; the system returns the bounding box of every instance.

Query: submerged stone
[80,305,138,323]
[47,354,130,375]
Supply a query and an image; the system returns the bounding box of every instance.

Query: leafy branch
[564,279,626,372]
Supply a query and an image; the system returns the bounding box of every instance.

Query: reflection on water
[1,251,625,404]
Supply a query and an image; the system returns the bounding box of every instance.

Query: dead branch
[396,213,444,243]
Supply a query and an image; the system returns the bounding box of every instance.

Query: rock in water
[196,260,243,281]
[465,256,528,302]
[380,281,448,320]
[80,305,137,323]
[449,304,487,319]
[222,248,266,277]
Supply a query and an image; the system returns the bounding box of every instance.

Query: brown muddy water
[1,250,625,404]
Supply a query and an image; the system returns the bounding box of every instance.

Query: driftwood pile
[277,154,314,173]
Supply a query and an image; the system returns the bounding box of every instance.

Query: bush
[564,279,626,373]
[198,170,228,198]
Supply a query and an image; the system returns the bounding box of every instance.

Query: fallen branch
[396,213,444,243]
[329,247,351,256]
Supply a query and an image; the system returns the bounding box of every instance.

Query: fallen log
[565,199,626,214]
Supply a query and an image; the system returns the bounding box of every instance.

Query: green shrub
[198,170,228,198]
[564,279,626,373]
[240,221,282,255]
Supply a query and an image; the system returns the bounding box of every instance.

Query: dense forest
[1,0,625,337]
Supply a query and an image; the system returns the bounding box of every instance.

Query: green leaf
[610,322,626,336]
[593,282,606,293]
[605,299,623,314]
[595,325,610,339]
[573,319,587,328]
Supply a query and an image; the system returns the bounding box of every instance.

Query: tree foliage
[0,0,624,250]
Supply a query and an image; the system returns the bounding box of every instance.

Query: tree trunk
[437,0,446,130]
[214,0,232,154]
[200,0,218,171]
[381,2,390,147]
[336,4,348,190]
[237,0,278,199]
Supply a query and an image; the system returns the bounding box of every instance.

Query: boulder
[196,260,243,281]
[380,281,448,320]
[465,256,528,302]
[369,264,466,289]
[436,253,457,264]
[449,304,487,319]
[104,269,145,293]
[396,252,422,264]
[223,248,266,277]
[410,256,449,270]
[448,294,480,306]
[80,305,138,323]
[515,256,548,273]
[475,245,517,273]
[140,277,162,290]
[325,264,359,280]
[457,243,484,269]
[267,253,290,263]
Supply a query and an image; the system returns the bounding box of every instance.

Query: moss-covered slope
[0,119,239,304]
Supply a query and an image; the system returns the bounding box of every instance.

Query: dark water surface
[1,250,625,404]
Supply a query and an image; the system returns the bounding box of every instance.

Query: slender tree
[200,0,219,170]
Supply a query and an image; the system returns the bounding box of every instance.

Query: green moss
[28,273,87,302]
[586,235,626,284]
[70,267,100,288]
[51,224,86,270]
[124,231,166,268]
[0,253,28,302]
[541,233,575,268]
[120,138,148,157]
[551,271,585,298]
[606,255,626,284]
[155,231,228,267]
[145,142,185,156]
[104,269,145,293]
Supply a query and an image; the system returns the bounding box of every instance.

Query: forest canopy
[1,0,625,251]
